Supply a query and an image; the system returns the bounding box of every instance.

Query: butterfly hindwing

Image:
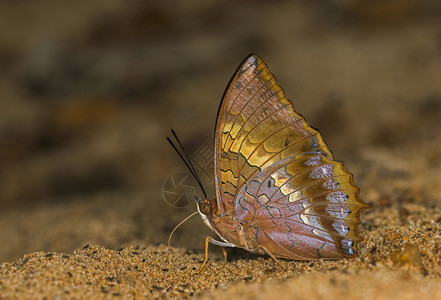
[235,152,365,259]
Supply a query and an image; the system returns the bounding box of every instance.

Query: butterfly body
[198,198,263,254]
[196,54,368,263]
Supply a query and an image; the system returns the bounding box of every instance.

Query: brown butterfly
[168,54,369,272]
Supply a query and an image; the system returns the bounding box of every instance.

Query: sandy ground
[1,209,441,299]
[1,0,441,298]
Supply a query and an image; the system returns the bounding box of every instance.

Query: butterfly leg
[260,244,286,270]
[221,247,228,262]
[196,236,236,274]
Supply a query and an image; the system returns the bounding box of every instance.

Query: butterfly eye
[199,200,211,215]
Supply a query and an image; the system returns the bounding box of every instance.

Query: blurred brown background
[0,0,440,262]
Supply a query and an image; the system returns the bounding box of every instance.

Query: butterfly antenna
[166,129,208,199]
[167,211,199,262]
[170,129,206,189]
[166,137,201,191]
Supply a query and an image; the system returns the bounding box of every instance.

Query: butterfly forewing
[215,55,332,213]
[214,54,368,258]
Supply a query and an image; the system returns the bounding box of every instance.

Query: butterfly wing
[215,54,332,214]
[235,152,366,259]
[214,54,368,258]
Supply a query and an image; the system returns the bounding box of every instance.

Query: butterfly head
[195,196,218,232]
[195,196,211,215]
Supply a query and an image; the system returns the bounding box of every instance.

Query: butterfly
[168,54,369,272]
